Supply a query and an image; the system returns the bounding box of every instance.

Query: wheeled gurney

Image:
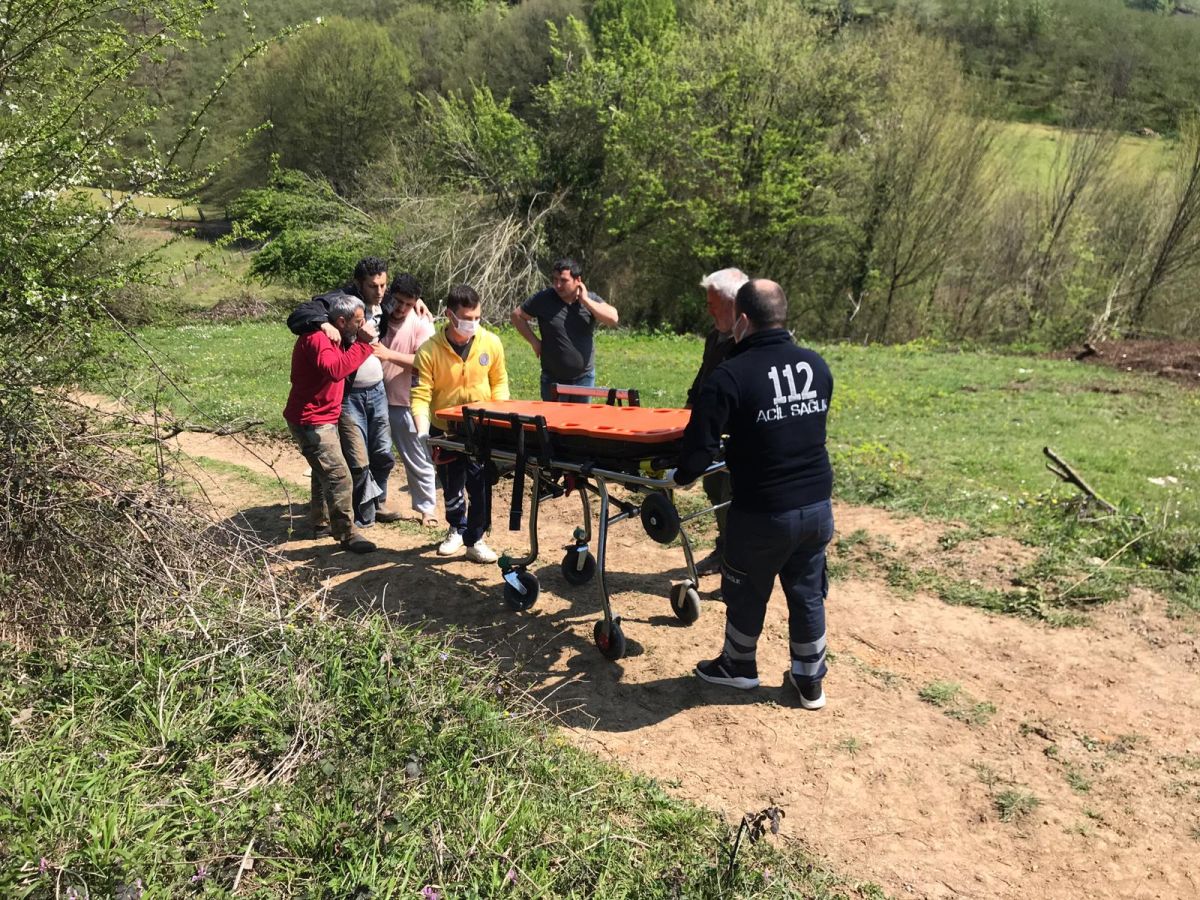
[430,388,727,661]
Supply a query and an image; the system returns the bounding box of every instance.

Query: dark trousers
[434,431,491,547]
[539,368,595,403]
[703,469,732,542]
[288,422,357,543]
[720,499,833,684]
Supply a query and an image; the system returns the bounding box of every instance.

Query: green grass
[993,121,1176,191]
[117,227,296,316]
[99,329,1200,528]
[994,788,1041,824]
[72,187,220,221]
[91,327,1200,612]
[918,681,996,726]
[1064,766,1092,794]
[0,619,843,899]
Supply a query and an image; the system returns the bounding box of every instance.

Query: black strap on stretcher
[605,387,640,407]
[460,408,553,532]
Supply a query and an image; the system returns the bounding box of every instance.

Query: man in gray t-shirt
[511,257,619,402]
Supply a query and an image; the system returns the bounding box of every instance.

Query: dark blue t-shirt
[520,287,600,381]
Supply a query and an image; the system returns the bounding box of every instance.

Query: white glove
[414,416,430,439]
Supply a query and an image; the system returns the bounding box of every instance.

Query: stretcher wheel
[669,582,701,624]
[503,571,540,611]
[593,618,627,661]
[560,549,597,585]
[640,492,680,544]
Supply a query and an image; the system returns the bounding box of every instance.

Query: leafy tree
[235,16,414,192]
[844,26,998,341]
[430,87,541,206]
[590,0,677,45]
[544,0,874,326]
[227,165,382,289]
[455,0,587,109]
[0,0,214,385]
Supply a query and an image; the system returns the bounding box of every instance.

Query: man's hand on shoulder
[319,322,341,343]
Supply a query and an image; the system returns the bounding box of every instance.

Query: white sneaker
[437,529,464,556]
[465,540,498,563]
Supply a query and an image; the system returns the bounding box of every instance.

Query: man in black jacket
[673,279,834,710]
[685,267,748,578]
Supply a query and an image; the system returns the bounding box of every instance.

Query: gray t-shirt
[520,287,600,381]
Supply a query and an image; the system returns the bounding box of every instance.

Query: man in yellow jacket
[412,284,510,563]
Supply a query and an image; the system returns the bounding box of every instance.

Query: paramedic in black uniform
[672,278,834,710]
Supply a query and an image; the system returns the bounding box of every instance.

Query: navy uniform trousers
[719,498,833,684]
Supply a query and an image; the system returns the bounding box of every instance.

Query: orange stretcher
[431,387,728,660]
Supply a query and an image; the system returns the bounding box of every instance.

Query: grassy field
[1,603,845,899]
[114,227,295,316]
[994,120,1176,189]
[73,187,220,221]
[94,321,1200,613]
[98,323,1200,525]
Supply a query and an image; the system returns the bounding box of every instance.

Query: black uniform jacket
[674,328,833,513]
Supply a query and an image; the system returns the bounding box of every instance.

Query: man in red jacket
[284,291,384,553]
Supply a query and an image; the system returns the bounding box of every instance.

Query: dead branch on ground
[1043,446,1118,516]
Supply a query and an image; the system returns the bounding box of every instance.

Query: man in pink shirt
[283,291,384,553]
[376,273,438,526]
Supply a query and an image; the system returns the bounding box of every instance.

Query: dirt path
[151,423,1200,900]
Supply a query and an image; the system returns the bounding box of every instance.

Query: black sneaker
[694,549,722,577]
[695,654,759,690]
[788,672,826,710]
[340,537,377,554]
[312,524,332,539]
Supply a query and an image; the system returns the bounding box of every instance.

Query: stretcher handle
[552,384,641,407]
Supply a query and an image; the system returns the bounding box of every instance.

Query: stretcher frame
[429,388,728,660]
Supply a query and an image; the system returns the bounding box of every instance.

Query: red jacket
[283,332,374,426]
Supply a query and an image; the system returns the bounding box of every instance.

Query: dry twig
[1043,446,1118,515]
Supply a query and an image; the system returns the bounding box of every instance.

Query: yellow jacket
[411,326,510,430]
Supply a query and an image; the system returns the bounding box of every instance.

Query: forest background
[110,0,1200,346]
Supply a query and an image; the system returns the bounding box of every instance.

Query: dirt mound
[116,420,1200,900]
[1064,339,1200,387]
[195,292,284,323]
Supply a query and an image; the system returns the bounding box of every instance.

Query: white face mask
[732,316,749,343]
[451,312,479,337]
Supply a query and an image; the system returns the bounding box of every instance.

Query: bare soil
[134,418,1200,899]
[1060,339,1200,388]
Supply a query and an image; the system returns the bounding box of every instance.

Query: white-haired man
[685,267,749,579]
